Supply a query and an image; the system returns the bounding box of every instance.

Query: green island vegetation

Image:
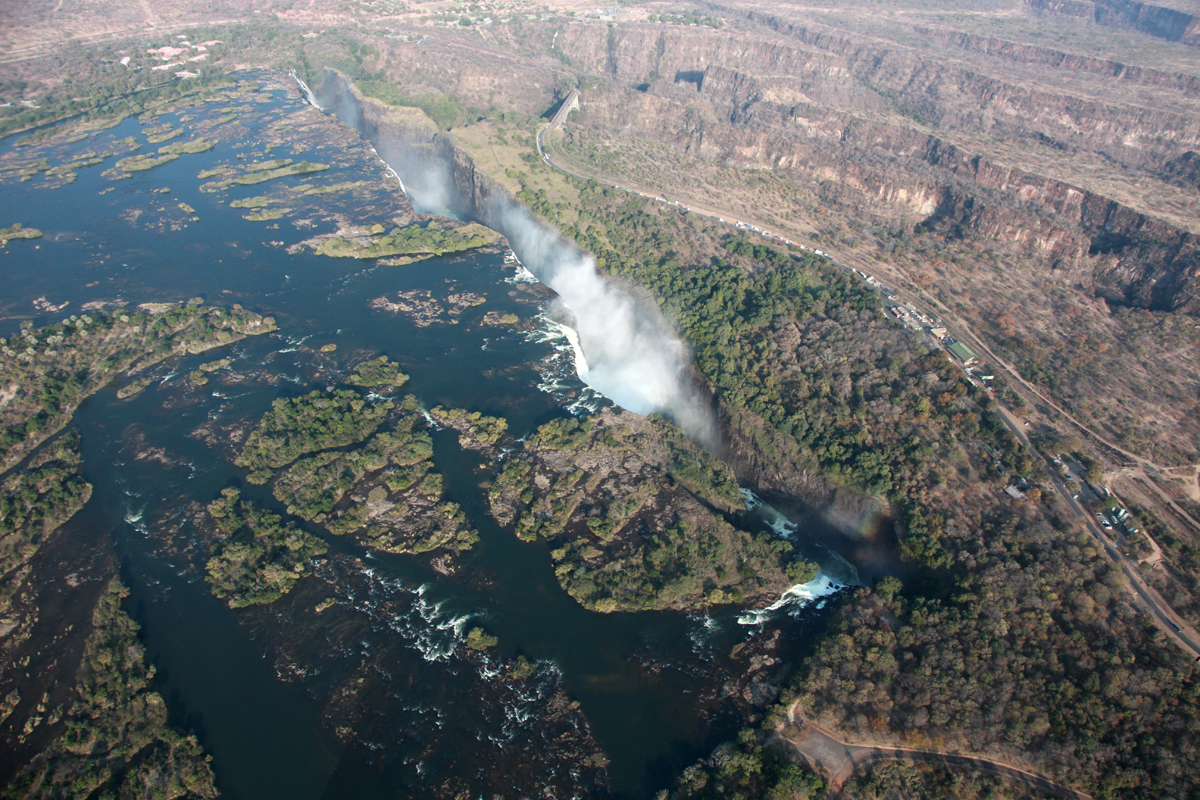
[158,138,216,156]
[197,358,229,373]
[0,304,276,472]
[0,434,91,573]
[199,159,330,192]
[236,160,328,185]
[429,406,508,448]
[205,488,327,608]
[486,410,813,612]
[244,208,291,221]
[235,389,394,480]
[229,195,273,208]
[41,155,104,184]
[242,389,477,556]
[0,223,43,244]
[346,355,409,388]
[662,728,825,800]
[145,127,184,144]
[7,580,217,799]
[508,655,537,680]
[294,180,366,196]
[314,221,496,260]
[482,311,521,326]
[464,627,498,650]
[108,152,180,174]
[0,435,91,623]
[116,376,154,400]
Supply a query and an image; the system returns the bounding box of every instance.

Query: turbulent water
[0,74,855,800]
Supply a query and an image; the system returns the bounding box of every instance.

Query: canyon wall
[315,68,884,535]
[525,18,1200,314]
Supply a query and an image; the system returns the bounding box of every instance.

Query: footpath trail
[784,704,1093,799]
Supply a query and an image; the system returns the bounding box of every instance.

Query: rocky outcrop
[526,17,1200,314]
[1028,0,1200,45]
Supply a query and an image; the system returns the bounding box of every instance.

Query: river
[0,72,852,799]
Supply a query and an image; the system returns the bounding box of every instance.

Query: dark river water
[0,76,853,799]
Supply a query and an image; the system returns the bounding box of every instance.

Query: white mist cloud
[375,139,462,218]
[492,202,717,446]
[316,75,716,446]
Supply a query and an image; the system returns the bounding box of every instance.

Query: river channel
[0,73,855,799]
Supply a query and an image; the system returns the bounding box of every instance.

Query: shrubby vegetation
[205,489,327,608]
[788,503,1200,798]
[0,305,275,471]
[0,222,42,244]
[158,138,216,155]
[464,627,498,650]
[347,355,409,388]
[314,221,494,260]
[242,390,478,557]
[7,580,217,799]
[660,729,825,800]
[0,434,90,578]
[109,152,179,173]
[235,389,393,479]
[0,435,91,633]
[487,411,810,612]
[430,406,508,448]
[272,416,430,522]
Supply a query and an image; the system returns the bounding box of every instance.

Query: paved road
[996,408,1200,660]
[785,705,1092,799]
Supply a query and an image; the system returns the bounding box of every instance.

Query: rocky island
[485,408,816,612]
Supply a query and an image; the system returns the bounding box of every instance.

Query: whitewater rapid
[735,488,857,624]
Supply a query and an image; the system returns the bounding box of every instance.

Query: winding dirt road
[784,704,1093,799]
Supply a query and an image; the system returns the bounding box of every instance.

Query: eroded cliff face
[1029,0,1200,45]
[518,16,1200,314]
[314,68,885,537]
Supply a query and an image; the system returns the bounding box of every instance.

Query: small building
[1005,485,1026,500]
[947,341,978,365]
